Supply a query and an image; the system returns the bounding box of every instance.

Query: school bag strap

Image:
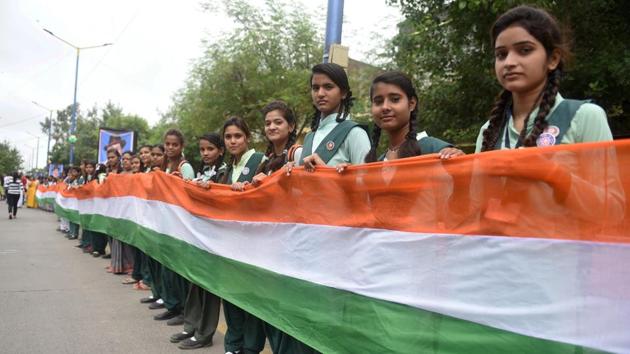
[227,152,265,184]
[378,136,453,161]
[287,144,302,163]
[546,99,590,143]
[495,99,590,149]
[299,120,366,165]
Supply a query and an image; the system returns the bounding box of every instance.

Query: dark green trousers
[223,300,266,353]
[146,256,162,299]
[91,231,107,254]
[183,284,220,341]
[69,222,80,238]
[80,229,92,248]
[161,266,189,312]
[264,324,320,354]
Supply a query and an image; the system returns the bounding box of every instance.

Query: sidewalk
[0,207,271,354]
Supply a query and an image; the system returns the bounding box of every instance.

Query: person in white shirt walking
[6,172,23,219]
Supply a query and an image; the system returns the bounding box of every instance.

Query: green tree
[41,103,153,165]
[386,0,630,144]
[169,0,323,167]
[0,141,24,175]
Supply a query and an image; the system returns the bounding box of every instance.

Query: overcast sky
[0,0,402,169]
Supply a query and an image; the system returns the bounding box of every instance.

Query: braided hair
[365,71,421,163]
[309,63,355,132]
[259,100,297,174]
[482,5,570,151]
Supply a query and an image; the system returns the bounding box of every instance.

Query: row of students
[50,5,614,354]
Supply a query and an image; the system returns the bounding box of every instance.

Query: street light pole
[42,28,112,165]
[32,101,54,175]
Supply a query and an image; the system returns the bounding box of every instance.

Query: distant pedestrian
[6,172,23,219]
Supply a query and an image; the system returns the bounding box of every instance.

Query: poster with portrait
[48,164,64,178]
[97,128,136,165]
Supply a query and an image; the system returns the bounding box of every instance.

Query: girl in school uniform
[91,164,109,257]
[77,160,96,253]
[108,151,135,275]
[297,63,371,171]
[220,116,267,354]
[138,144,153,173]
[151,144,166,171]
[472,6,623,232]
[253,102,320,354]
[476,5,612,153]
[152,129,193,325]
[169,132,225,350]
[363,71,463,163]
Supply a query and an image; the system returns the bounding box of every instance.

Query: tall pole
[69,48,80,165]
[35,136,40,170]
[47,110,52,173]
[31,101,54,175]
[42,28,112,166]
[323,0,344,63]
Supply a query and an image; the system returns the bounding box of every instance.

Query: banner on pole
[97,128,136,164]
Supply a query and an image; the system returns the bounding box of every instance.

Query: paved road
[0,207,271,354]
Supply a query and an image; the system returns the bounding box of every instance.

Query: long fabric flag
[46,140,630,353]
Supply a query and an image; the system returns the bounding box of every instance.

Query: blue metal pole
[323,0,344,63]
[69,48,80,165]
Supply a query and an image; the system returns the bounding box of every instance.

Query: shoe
[148,301,165,310]
[102,254,111,259]
[154,309,180,321]
[178,336,213,349]
[74,244,83,248]
[169,331,194,343]
[9,215,12,220]
[140,296,157,304]
[166,314,184,326]
[225,351,242,354]
[92,251,101,257]
[122,277,138,285]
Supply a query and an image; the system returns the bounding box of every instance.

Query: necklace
[387,142,404,153]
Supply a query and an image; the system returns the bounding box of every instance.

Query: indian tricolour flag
[51,140,630,353]
[36,183,62,208]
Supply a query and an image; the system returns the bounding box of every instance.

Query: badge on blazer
[326,141,335,151]
[536,133,556,147]
[545,125,560,137]
[242,167,250,176]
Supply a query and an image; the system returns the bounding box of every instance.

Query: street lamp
[32,101,53,174]
[25,132,41,170]
[42,28,112,165]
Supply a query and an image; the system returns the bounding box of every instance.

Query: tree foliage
[387,0,630,143]
[40,102,152,165]
[169,0,323,165]
[0,141,23,175]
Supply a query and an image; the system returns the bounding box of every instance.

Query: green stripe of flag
[56,203,603,354]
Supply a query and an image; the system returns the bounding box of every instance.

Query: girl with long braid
[220,116,267,354]
[473,5,623,231]
[297,63,371,171]
[169,133,225,350]
[364,71,463,164]
[476,5,612,153]
[249,100,298,187]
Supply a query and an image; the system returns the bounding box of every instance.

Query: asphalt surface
[0,206,271,354]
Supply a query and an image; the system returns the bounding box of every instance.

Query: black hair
[259,100,297,174]
[482,5,569,151]
[164,128,186,146]
[221,116,251,166]
[309,63,354,132]
[220,116,251,183]
[365,71,421,163]
[198,132,225,177]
